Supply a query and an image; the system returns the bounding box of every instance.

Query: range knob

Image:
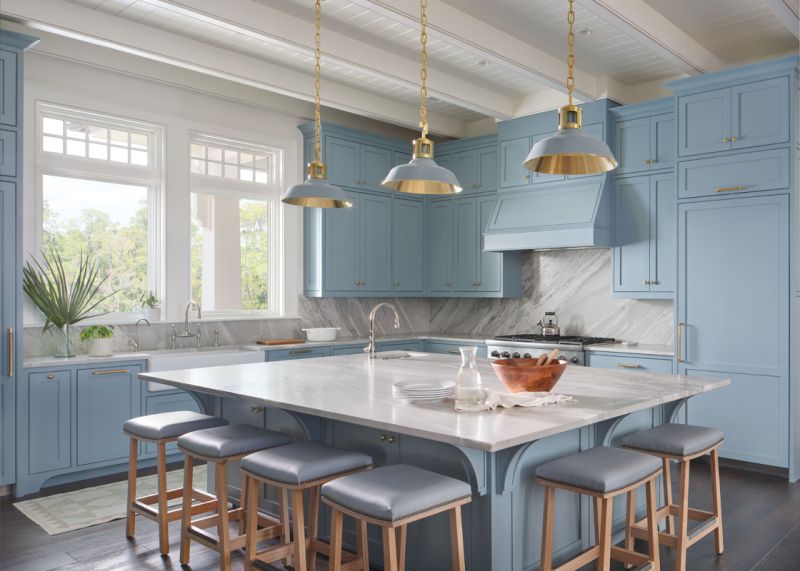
[501,352,511,359]
[490,350,500,358]
[512,352,521,359]
[571,356,579,364]
[523,353,532,359]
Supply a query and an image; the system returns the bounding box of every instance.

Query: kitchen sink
[146,347,264,391]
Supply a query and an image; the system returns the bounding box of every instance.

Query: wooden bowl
[491,358,568,393]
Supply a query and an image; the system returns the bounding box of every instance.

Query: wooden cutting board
[256,338,305,346]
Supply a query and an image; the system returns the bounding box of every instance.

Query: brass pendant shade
[281,0,352,208]
[524,0,617,176]
[381,0,461,195]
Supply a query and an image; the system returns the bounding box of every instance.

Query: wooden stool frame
[241,466,372,571]
[624,441,724,571]
[322,495,471,571]
[178,447,284,570]
[536,470,662,571]
[125,433,217,556]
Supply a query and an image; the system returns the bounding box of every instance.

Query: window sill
[24,314,302,328]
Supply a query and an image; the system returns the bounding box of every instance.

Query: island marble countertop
[140,353,727,452]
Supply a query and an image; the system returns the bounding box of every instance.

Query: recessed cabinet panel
[28,370,71,474]
[613,176,651,293]
[454,199,478,291]
[0,182,14,485]
[499,137,530,189]
[731,77,789,150]
[360,145,392,191]
[453,151,477,193]
[392,198,424,292]
[0,50,17,127]
[477,195,502,293]
[650,173,675,293]
[427,200,454,292]
[359,194,392,292]
[323,191,359,292]
[651,114,674,168]
[324,136,360,187]
[614,118,650,175]
[478,147,498,191]
[678,89,731,156]
[677,148,789,199]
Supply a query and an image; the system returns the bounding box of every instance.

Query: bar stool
[535,446,662,571]
[322,464,472,571]
[177,424,292,569]
[622,423,725,571]
[240,442,373,571]
[123,411,228,556]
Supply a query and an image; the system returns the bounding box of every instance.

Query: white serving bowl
[301,327,340,342]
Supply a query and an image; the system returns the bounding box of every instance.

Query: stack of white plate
[392,380,455,402]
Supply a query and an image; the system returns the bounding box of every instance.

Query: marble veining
[141,353,728,452]
[298,296,430,336]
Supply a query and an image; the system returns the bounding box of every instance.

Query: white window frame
[32,101,164,324]
[189,132,284,318]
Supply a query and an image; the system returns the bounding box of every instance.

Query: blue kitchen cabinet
[0,49,18,126]
[612,109,674,175]
[454,198,478,291]
[499,137,530,189]
[76,365,142,466]
[392,197,424,292]
[451,145,498,193]
[677,89,731,156]
[477,146,498,191]
[358,193,392,292]
[360,144,392,191]
[27,370,72,474]
[322,189,359,293]
[586,352,673,373]
[477,195,502,293]
[677,194,789,467]
[268,346,332,361]
[423,340,487,359]
[0,182,15,485]
[677,147,789,199]
[613,172,675,298]
[426,199,455,293]
[142,391,200,457]
[529,131,564,185]
[453,151,477,193]
[323,134,393,192]
[377,340,423,352]
[332,344,366,356]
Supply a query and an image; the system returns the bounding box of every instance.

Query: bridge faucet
[129,318,150,352]
[172,301,202,349]
[365,303,400,359]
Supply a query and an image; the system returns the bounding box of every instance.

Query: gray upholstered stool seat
[241,442,372,485]
[177,424,291,459]
[123,411,228,441]
[321,464,471,522]
[622,423,724,457]
[536,445,661,494]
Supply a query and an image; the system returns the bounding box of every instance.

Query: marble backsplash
[24,248,672,357]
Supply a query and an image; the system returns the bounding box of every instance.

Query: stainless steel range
[486,334,616,366]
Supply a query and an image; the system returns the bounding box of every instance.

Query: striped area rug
[14,466,207,535]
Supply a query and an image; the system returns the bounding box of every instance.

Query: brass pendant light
[523,0,617,175]
[381,0,462,194]
[282,0,352,208]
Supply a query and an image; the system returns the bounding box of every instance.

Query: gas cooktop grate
[493,334,616,345]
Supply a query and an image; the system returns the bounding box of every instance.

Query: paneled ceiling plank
[764,0,800,39]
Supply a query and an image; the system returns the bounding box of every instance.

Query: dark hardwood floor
[1,461,798,571]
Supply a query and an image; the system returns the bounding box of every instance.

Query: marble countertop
[584,343,674,357]
[242,332,489,352]
[24,351,154,369]
[140,353,728,452]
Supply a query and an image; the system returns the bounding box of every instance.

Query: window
[190,135,282,316]
[36,103,162,317]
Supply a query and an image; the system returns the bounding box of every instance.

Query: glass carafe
[455,346,485,409]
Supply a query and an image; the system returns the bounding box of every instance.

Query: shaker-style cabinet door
[613,117,650,175]
[613,176,651,293]
[731,77,789,150]
[477,146,498,191]
[324,136,360,187]
[0,182,15,485]
[323,190,359,292]
[454,198,478,291]
[453,150,477,193]
[426,199,454,292]
[476,194,502,293]
[359,193,392,292]
[499,137,530,189]
[678,88,731,156]
[27,370,72,474]
[360,144,392,191]
[651,113,674,169]
[392,197,424,292]
[649,173,675,294]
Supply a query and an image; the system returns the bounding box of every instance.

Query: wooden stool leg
[662,457,674,534]
[308,486,321,570]
[216,462,232,571]
[280,487,292,567]
[329,508,344,571]
[292,489,308,571]
[382,527,399,571]
[593,496,601,545]
[675,459,691,571]
[710,448,724,554]
[449,507,465,571]
[541,486,555,571]
[244,475,259,571]
[180,454,194,565]
[356,519,369,571]
[397,525,408,571]
[624,489,636,565]
[156,441,169,556]
[598,497,613,571]
[646,478,661,571]
[239,467,248,536]
[125,437,138,538]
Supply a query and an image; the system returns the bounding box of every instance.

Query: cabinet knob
[394,280,400,287]
[250,406,265,413]
[379,434,387,442]
[723,136,737,143]
[643,280,652,285]
[643,159,655,164]
[47,374,55,380]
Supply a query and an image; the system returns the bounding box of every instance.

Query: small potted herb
[140,291,161,322]
[80,325,115,357]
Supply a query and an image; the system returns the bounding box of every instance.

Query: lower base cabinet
[142,391,200,457]
[586,352,673,373]
[28,370,71,474]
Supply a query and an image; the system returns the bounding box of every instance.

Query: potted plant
[23,249,117,358]
[80,325,115,357]
[140,291,161,322]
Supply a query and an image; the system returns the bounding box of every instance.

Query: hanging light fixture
[523,0,617,175]
[381,0,461,195]
[282,0,352,208]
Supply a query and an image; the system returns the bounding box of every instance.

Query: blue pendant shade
[523,126,618,175]
[281,161,352,208]
[381,137,462,194]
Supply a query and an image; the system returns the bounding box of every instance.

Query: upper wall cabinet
[324,135,393,191]
[436,136,498,193]
[612,100,674,175]
[675,76,790,157]
[499,137,531,189]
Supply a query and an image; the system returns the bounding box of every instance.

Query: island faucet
[129,318,150,352]
[365,302,400,359]
[172,300,202,349]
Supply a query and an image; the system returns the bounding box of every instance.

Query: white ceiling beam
[348,0,600,102]
[146,0,513,120]
[582,0,726,75]
[764,0,800,40]
[1,0,467,137]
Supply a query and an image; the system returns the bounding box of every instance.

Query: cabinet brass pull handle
[716,185,744,193]
[729,136,737,142]
[677,321,684,363]
[6,328,12,377]
[394,281,400,287]
[250,406,265,413]
[643,280,653,285]
[379,434,387,442]
[289,348,313,355]
[386,435,397,444]
[723,137,730,142]
[643,159,655,165]
[446,350,460,355]
[92,369,130,375]
[617,363,642,369]
[47,373,55,380]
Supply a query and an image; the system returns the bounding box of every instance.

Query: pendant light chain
[313,0,322,164]
[566,0,575,106]
[419,0,429,139]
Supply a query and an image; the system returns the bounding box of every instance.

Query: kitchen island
[140,352,728,571]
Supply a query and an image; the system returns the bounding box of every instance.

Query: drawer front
[332,344,366,356]
[678,148,789,199]
[587,353,673,373]
[267,346,332,361]
[376,340,423,352]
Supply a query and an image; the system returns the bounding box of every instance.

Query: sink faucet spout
[366,303,401,359]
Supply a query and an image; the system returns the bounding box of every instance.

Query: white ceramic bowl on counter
[301,327,340,342]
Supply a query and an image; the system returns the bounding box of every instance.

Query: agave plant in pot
[23,249,118,358]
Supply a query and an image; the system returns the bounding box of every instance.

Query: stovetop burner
[494,334,616,346]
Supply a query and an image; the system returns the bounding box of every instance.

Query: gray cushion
[536,446,661,494]
[177,424,291,458]
[241,443,372,485]
[622,424,724,457]
[123,411,228,440]
[321,464,471,522]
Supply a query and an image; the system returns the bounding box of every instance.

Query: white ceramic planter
[301,327,340,342]
[146,308,160,322]
[88,337,114,357]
